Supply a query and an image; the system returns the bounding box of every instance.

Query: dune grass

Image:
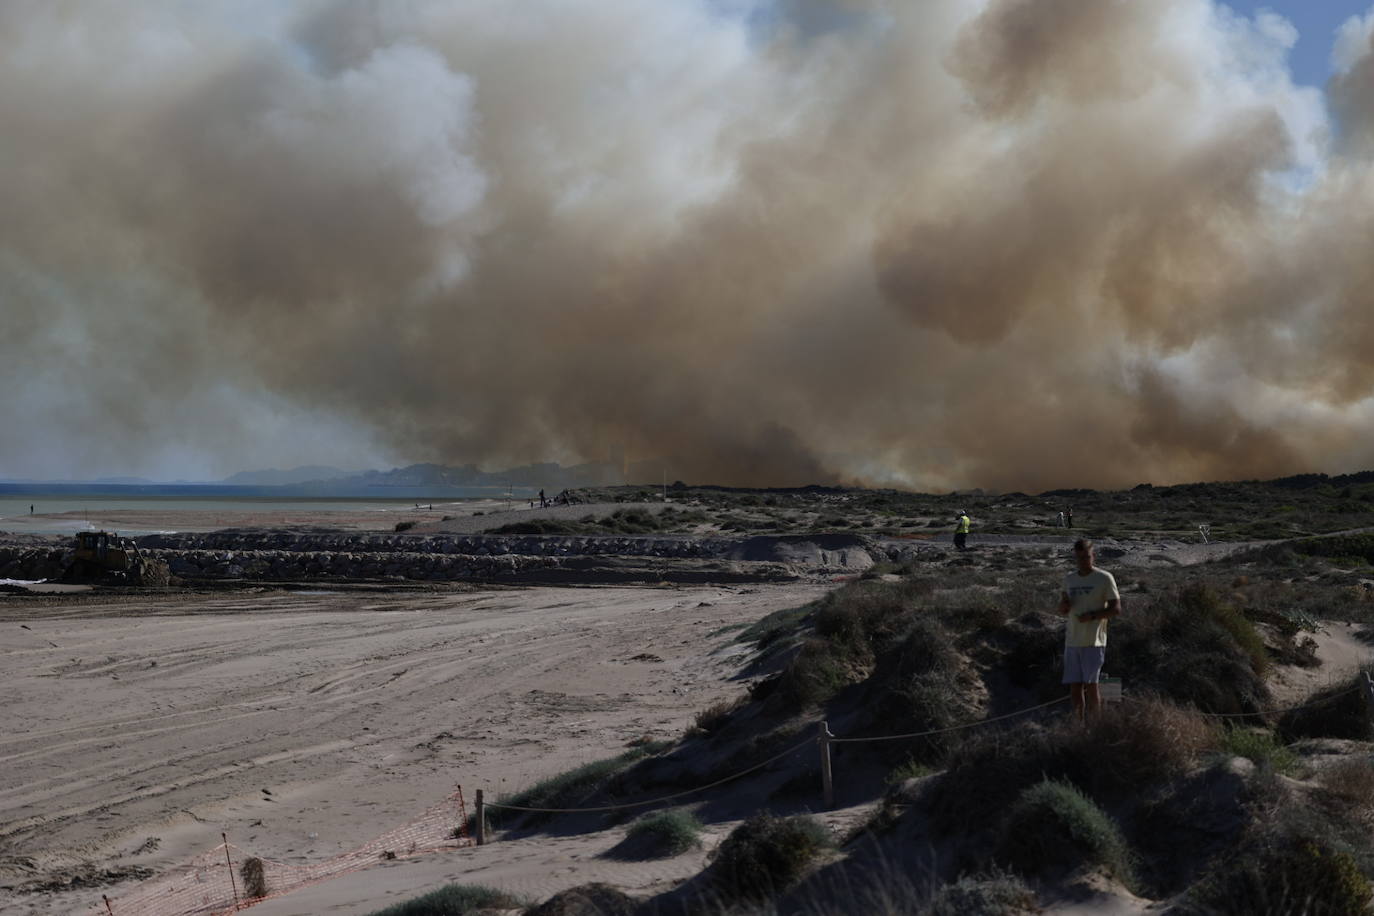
[608,809,703,859]
[497,741,672,825]
[998,779,1136,886]
[709,813,834,903]
[366,883,524,916]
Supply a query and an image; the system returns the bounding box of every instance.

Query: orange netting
[97,788,472,915]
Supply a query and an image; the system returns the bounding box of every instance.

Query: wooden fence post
[818,721,834,809]
[475,790,486,846]
[1363,671,1374,731]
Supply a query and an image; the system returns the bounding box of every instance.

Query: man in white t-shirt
[1056,538,1121,721]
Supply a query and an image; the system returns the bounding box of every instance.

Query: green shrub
[612,809,702,859]
[710,814,833,902]
[1186,838,1372,916]
[997,779,1135,885]
[738,601,814,651]
[367,883,523,916]
[770,637,858,709]
[487,519,585,535]
[1319,758,1374,808]
[498,744,669,821]
[1218,726,1299,774]
[692,696,744,735]
[926,869,1038,916]
[769,579,932,711]
[393,520,417,532]
[1285,534,1374,565]
[884,757,935,786]
[1279,672,1374,742]
[597,508,664,534]
[525,882,638,915]
[930,699,1213,834]
[1180,584,1269,677]
[1111,584,1270,715]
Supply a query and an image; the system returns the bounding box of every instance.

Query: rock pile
[1,531,886,586]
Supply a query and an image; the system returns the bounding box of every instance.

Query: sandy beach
[4,500,1372,915]
[0,572,828,915]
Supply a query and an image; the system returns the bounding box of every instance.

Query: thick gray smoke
[3,0,1373,491]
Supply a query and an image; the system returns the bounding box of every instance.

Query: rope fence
[478,665,1374,820]
[486,735,817,815]
[92,667,1374,915]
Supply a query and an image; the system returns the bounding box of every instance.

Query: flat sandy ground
[0,578,831,915]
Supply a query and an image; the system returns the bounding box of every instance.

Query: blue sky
[1225,1,1368,85]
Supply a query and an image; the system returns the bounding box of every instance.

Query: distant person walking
[1057,538,1120,722]
[953,510,971,550]
[1065,506,1074,528]
[539,489,547,509]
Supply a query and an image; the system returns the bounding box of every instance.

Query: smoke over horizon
[5,0,1374,492]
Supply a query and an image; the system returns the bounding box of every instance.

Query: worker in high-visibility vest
[954,510,971,551]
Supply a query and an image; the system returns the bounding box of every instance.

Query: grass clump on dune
[525,882,638,915]
[926,869,1038,916]
[929,699,1214,834]
[1184,837,1373,916]
[767,578,931,711]
[498,742,671,824]
[605,809,703,860]
[486,518,586,535]
[367,883,524,916]
[1217,725,1300,774]
[1279,670,1374,742]
[997,779,1136,886]
[1111,583,1271,715]
[709,813,834,903]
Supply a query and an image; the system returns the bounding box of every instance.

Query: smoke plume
[4,0,1374,491]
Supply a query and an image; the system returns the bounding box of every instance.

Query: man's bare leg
[1084,683,1102,720]
[1069,683,1086,722]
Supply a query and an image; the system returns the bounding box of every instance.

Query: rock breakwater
[0,532,885,586]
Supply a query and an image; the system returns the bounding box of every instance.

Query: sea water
[0,486,538,535]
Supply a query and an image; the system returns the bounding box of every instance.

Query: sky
[5,0,1374,492]
[1228,2,1370,86]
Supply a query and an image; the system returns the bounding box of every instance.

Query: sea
[0,483,539,536]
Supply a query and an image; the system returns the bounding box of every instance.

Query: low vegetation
[707,814,834,903]
[378,475,1374,915]
[496,742,671,827]
[1185,837,1373,916]
[1217,725,1300,774]
[997,779,1136,886]
[486,506,707,536]
[606,809,703,860]
[366,883,524,916]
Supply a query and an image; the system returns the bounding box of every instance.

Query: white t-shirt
[1062,567,1119,648]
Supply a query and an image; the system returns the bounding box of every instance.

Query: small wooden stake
[222,833,240,909]
[475,790,486,845]
[818,721,834,809]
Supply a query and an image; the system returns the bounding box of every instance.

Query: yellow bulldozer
[59,531,171,586]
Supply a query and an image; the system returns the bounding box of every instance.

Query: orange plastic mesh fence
[97,789,472,916]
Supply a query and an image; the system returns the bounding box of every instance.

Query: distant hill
[324,461,626,490]
[221,466,352,486]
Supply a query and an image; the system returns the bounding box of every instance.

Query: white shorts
[1063,646,1106,684]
